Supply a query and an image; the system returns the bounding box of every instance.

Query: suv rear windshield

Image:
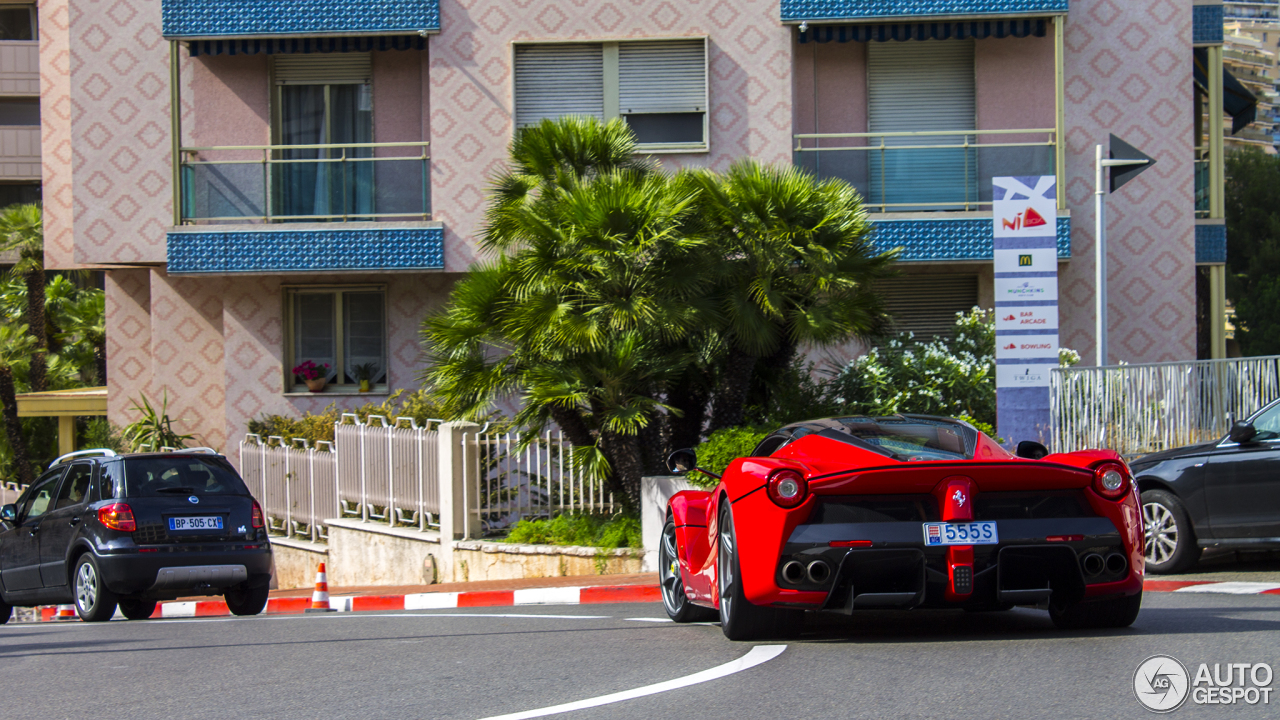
[118,457,250,498]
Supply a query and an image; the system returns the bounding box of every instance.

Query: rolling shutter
[867,40,975,209]
[878,275,979,340]
[618,40,706,114]
[514,44,604,127]
[274,53,372,85]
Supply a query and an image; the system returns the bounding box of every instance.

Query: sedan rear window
[121,457,250,498]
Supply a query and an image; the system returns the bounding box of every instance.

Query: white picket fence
[239,418,611,542]
[461,428,617,538]
[1050,355,1280,457]
[2,481,26,506]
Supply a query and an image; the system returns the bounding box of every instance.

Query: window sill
[284,387,390,397]
[636,143,709,154]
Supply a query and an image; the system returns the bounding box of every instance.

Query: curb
[37,584,663,622]
[33,579,1280,622]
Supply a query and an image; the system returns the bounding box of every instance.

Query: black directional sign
[1109,133,1156,193]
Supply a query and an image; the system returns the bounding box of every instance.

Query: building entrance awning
[14,386,108,456]
[799,18,1048,44]
[1195,47,1259,135]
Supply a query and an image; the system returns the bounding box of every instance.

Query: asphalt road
[4,592,1279,719]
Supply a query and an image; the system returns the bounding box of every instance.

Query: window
[0,5,35,41]
[54,464,93,510]
[17,469,64,522]
[285,286,386,393]
[877,275,979,340]
[0,98,39,126]
[514,39,708,152]
[272,54,373,220]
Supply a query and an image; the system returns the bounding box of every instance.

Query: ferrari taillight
[1092,462,1130,500]
[766,469,808,509]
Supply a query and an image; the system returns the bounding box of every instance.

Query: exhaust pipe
[806,560,832,585]
[1105,553,1128,576]
[1081,553,1105,577]
[781,561,806,585]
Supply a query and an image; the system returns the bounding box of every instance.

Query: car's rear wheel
[1049,591,1142,629]
[73,555,118,622]
[118,599,157,620]
[717,503,803,641]
[1141,489,1201,574]
[660,518,717,623]
[0,597,12,625]
[225,584,269,616]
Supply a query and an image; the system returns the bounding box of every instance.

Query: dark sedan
[1130,399,1280,573]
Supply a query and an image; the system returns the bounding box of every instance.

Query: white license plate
[169,516,223,531]
[923,521,998,546]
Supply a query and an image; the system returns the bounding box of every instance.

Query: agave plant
[120,391,195,452]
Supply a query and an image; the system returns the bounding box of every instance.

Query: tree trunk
[708,352,758,433]
[0,366,34,486]
[95,340,107,386]
[598,428,645,512]
[667,367,711,451]
[24,268,47,393]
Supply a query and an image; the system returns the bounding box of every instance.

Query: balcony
[161,0,440,38]
[781,0,1068,22]
[168,141,442,274]
[0,126,40,181]
[0,41,38,95]
[793,128,1057,213]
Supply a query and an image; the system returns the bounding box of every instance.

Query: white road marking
[8,611,612,628]
[1174,582,1280,595]
[475,645,787,720]
[625,617,673,622]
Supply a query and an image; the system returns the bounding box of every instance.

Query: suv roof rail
[178,447,221,455]
[50,448,118,468]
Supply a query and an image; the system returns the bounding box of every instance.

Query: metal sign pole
[1093,137,1154,367]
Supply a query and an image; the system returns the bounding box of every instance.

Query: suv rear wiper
[155,486,197,493]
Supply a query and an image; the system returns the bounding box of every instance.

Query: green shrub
[686,426,769,488]
[502,513,641,549]
[247,389,457,447]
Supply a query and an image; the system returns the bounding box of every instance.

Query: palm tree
[0,323,36,485]
[690,161,898,431]
[0,204,48,393]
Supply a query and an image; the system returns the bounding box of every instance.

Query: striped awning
[799,19,1047,44]
[187,35,426,57]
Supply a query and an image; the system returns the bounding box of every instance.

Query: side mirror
[1,504,16,523]
[1229,421,1258,444]
[1015,441,1049,460]
[666,448,698,474]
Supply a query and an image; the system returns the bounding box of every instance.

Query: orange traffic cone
[305,562,335,613]
[56,604,77,620]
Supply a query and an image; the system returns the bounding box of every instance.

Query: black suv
[0,449,273,623]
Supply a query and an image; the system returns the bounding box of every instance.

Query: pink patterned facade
[41,0,1216,452]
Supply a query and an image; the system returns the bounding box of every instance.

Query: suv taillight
[98,503,136,532]
[251,499,264,529]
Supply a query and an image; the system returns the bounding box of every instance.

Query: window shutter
[618,39,706,114]
[514,44,604,127]
[275,53,372,85]
[878,275,979,340]
[867,40,975,209]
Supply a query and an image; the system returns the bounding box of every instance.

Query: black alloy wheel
[118,599,157,620]
[225,583,269,616]
[1141,489,1202,574]
[660,518,717,623]
[73,554,118,622]
[717,502,803,641]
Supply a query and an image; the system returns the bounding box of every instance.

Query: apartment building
[39,0,1228,451]
[0,3,38,207]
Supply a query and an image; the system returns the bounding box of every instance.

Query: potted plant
[353,362,376,392]
[293,360,330,392]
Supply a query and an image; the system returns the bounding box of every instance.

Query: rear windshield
[120,457,250,498]
[833,419,972,461]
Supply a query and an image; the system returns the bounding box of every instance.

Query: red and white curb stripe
[34,580,1280,622]
[38,584,662,622]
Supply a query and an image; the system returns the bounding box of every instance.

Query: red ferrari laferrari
[660,415,1144,640]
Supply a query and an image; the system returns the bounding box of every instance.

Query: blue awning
[799,19,1047,44]
[188,35,426,57]
[1194,48,1259,135]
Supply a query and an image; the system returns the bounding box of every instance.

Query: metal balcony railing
[793,128,1057,213]
[178,141,430,224]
